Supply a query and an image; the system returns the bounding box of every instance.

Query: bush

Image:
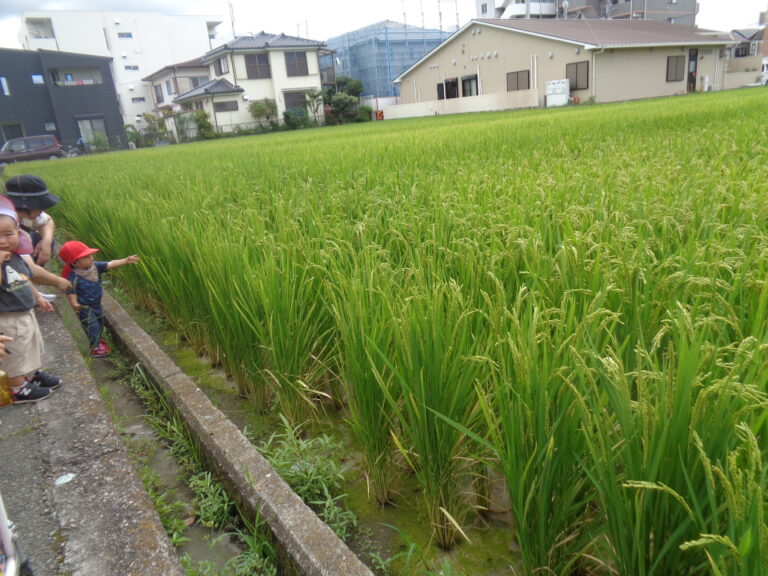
[283,107,310,130]
[355,105,373,123]
[193,110,216,139]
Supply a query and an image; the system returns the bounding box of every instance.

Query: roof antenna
[229,1,236,37]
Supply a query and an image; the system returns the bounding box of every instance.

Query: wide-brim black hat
[4,174,61,210]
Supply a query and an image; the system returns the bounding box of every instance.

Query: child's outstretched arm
[107,255,140,270]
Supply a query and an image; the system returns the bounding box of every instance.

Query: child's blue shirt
[66,261,109,307]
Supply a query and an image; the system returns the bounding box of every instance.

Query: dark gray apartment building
[0,48,124,148]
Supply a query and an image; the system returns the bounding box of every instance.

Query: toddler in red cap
[59,240,139,357]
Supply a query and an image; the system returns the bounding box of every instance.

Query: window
[165,78,178,95]
[285,52,308,77]
[437,83,445,100]
[190,76,209,88]
[284,91,307,110]
[666,55,685,81]
[31,74,44,85]
[117,32,133,38]
[44,122,56,131]
[245,53,271,79]
[154,84,164,103]
[124,65,139,71]
[444,78,459,99]
[131,96,146,103]
[78,117,108,147]
[213,100,238,112]
[507,70,530,91]
[566,60,589,90]
[1,124,23,141]
[64,73,73,82]
[0,77,9,96]
[734,44,750,57]
[214,56,229,75]
[462,75,478,97]
[481,3,488,14]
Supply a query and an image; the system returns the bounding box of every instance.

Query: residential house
[476,1,698,25]
[724,27,766,87]
[388,19,731,119]
[173,32,328,133]
[142,57,210,118]
[0,48,123,148]
[20,11,222,125]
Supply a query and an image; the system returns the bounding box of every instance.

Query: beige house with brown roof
[388,19,732,119]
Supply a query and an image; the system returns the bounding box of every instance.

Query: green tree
[305,90,324,124]
[329,92,359,123]
[334,76,364,97]
[124,124,139,147]
[174,114,194,143]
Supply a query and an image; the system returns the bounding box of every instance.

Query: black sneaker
[13,383,51,404]
[30,370,61,390]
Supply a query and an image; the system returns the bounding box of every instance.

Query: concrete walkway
[0,304,184,576]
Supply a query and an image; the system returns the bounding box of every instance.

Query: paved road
[0,304,183,576]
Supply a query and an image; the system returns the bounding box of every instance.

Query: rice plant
[19,88,768,570]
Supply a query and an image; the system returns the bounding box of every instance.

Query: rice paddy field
[15,88,768,575]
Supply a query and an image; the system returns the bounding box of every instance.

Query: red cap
[59,240,99,278]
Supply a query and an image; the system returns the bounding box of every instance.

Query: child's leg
[78,306,102,350]
[0,312,51,403]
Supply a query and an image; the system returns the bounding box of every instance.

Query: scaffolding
[321,20,451,98]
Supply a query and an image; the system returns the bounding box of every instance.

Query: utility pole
[229,1,236,37]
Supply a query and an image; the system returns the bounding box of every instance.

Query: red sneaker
[91,343,109,358]
[98,339,112,354]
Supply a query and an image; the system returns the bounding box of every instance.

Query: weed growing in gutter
[126,364,278,575]
[255,414,358,540]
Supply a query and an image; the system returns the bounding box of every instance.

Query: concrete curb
[36,307,185,576]
[102,292,374,576]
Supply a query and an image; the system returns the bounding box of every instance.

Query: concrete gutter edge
[102,292,374,576]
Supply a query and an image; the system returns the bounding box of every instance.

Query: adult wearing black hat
[4,174,60,266]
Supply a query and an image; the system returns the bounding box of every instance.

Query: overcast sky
[0,1,765,49]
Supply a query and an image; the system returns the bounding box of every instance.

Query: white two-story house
[172,32,329,132]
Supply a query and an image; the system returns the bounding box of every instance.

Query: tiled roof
[143,57,208,82]
[204,31,325,61]
[476,19,732,48]
[730,28,764,42]
[174,78,243,103]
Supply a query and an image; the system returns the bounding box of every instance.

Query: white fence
[382,90,540,120]
[724,71,765,90]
